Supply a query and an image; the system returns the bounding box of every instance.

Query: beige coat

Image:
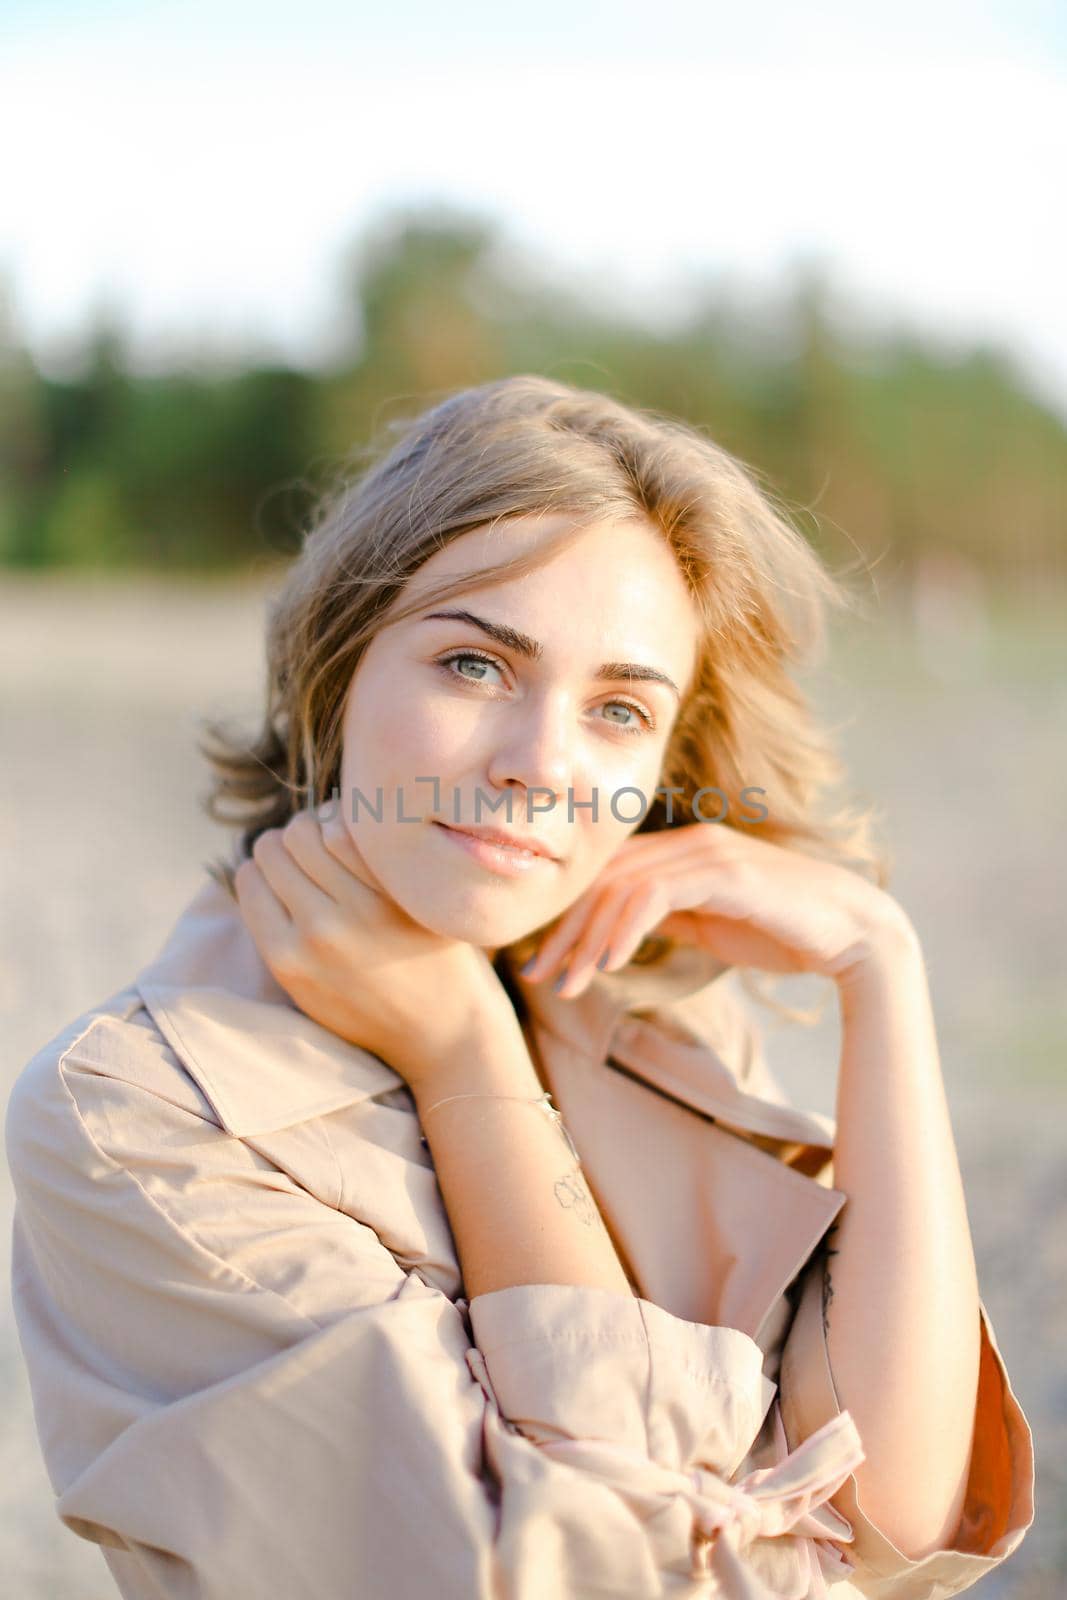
[5,873,1034,1599]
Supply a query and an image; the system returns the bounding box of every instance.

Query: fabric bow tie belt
[537,1401,866,1598]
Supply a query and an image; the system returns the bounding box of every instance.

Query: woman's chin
[374,877,541,952]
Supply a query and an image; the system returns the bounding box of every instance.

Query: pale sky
[2,0,1065,420]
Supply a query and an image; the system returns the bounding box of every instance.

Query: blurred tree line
[1,205,1064,595]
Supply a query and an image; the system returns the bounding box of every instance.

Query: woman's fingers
[277,810,359,900]
[319,811,387,895]
[235,812,392,980]
[247,827,336,926]
[584,880,670,979]
[233,856,299,970]
[521,865,670,985]
[526,854,761,993]
[529,826,738,965]
[555,882,669,998]
[546,884,632,996]
[606,820,738,879]
[534,880,671,999]
[518,890,599,983]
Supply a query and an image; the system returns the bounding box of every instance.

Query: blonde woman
[6,376,1033,1599]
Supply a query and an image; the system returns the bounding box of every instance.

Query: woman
[6,376,1033,1599]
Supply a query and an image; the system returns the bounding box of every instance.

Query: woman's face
[336,513,701,952]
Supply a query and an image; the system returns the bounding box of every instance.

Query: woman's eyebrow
[420,609,681,700]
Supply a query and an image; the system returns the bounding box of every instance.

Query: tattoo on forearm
[554,1169,597,1228]
[821,1220,842,1337]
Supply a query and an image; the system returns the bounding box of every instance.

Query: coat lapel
[130,875,846,1342]
[131,876,406,1139]
[507,953,846,1342]
[510,948,838,1153]
[136,980,402,1139]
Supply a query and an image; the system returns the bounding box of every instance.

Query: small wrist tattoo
[553,1170,596,1228]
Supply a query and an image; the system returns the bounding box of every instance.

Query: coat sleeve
[776,1241,1035,1600]
[7,1010,808,1600]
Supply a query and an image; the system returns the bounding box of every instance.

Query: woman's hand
[232,809,519,1093]
[520,820,915,999]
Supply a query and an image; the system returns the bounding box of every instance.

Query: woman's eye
[602,702,655,735]
[434,652,655,734]
[437,650,504,685]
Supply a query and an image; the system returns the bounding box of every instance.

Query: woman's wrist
[408,1005,631,1299]
[408,1008,545,1106]
[834,906,924,1013]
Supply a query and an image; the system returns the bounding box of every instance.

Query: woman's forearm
[410,1017,635,1301]
[826,918,981,1558]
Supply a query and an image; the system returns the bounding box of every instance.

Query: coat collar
[132,875,401,1138]
[511,948,837,1152]
[133,873,846,1339]
[132,872,835,1161]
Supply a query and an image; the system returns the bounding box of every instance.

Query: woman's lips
[432,821,559,877]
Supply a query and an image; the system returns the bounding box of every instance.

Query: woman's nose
[485,697,576,814]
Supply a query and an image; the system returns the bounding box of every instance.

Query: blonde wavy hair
[198,374,889,1025]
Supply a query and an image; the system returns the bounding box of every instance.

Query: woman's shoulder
[5,977,448,1292]
[5,986,218,1177]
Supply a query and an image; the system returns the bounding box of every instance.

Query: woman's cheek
[596,743,664,827]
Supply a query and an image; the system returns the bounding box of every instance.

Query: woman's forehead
[407,515,697,621]
[395,515,700,684]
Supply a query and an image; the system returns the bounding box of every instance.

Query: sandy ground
[1,570,1063,1596]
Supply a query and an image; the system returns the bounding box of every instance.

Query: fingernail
[552,966,569,994]
[520,956,537,976]
[596,951,610,970]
